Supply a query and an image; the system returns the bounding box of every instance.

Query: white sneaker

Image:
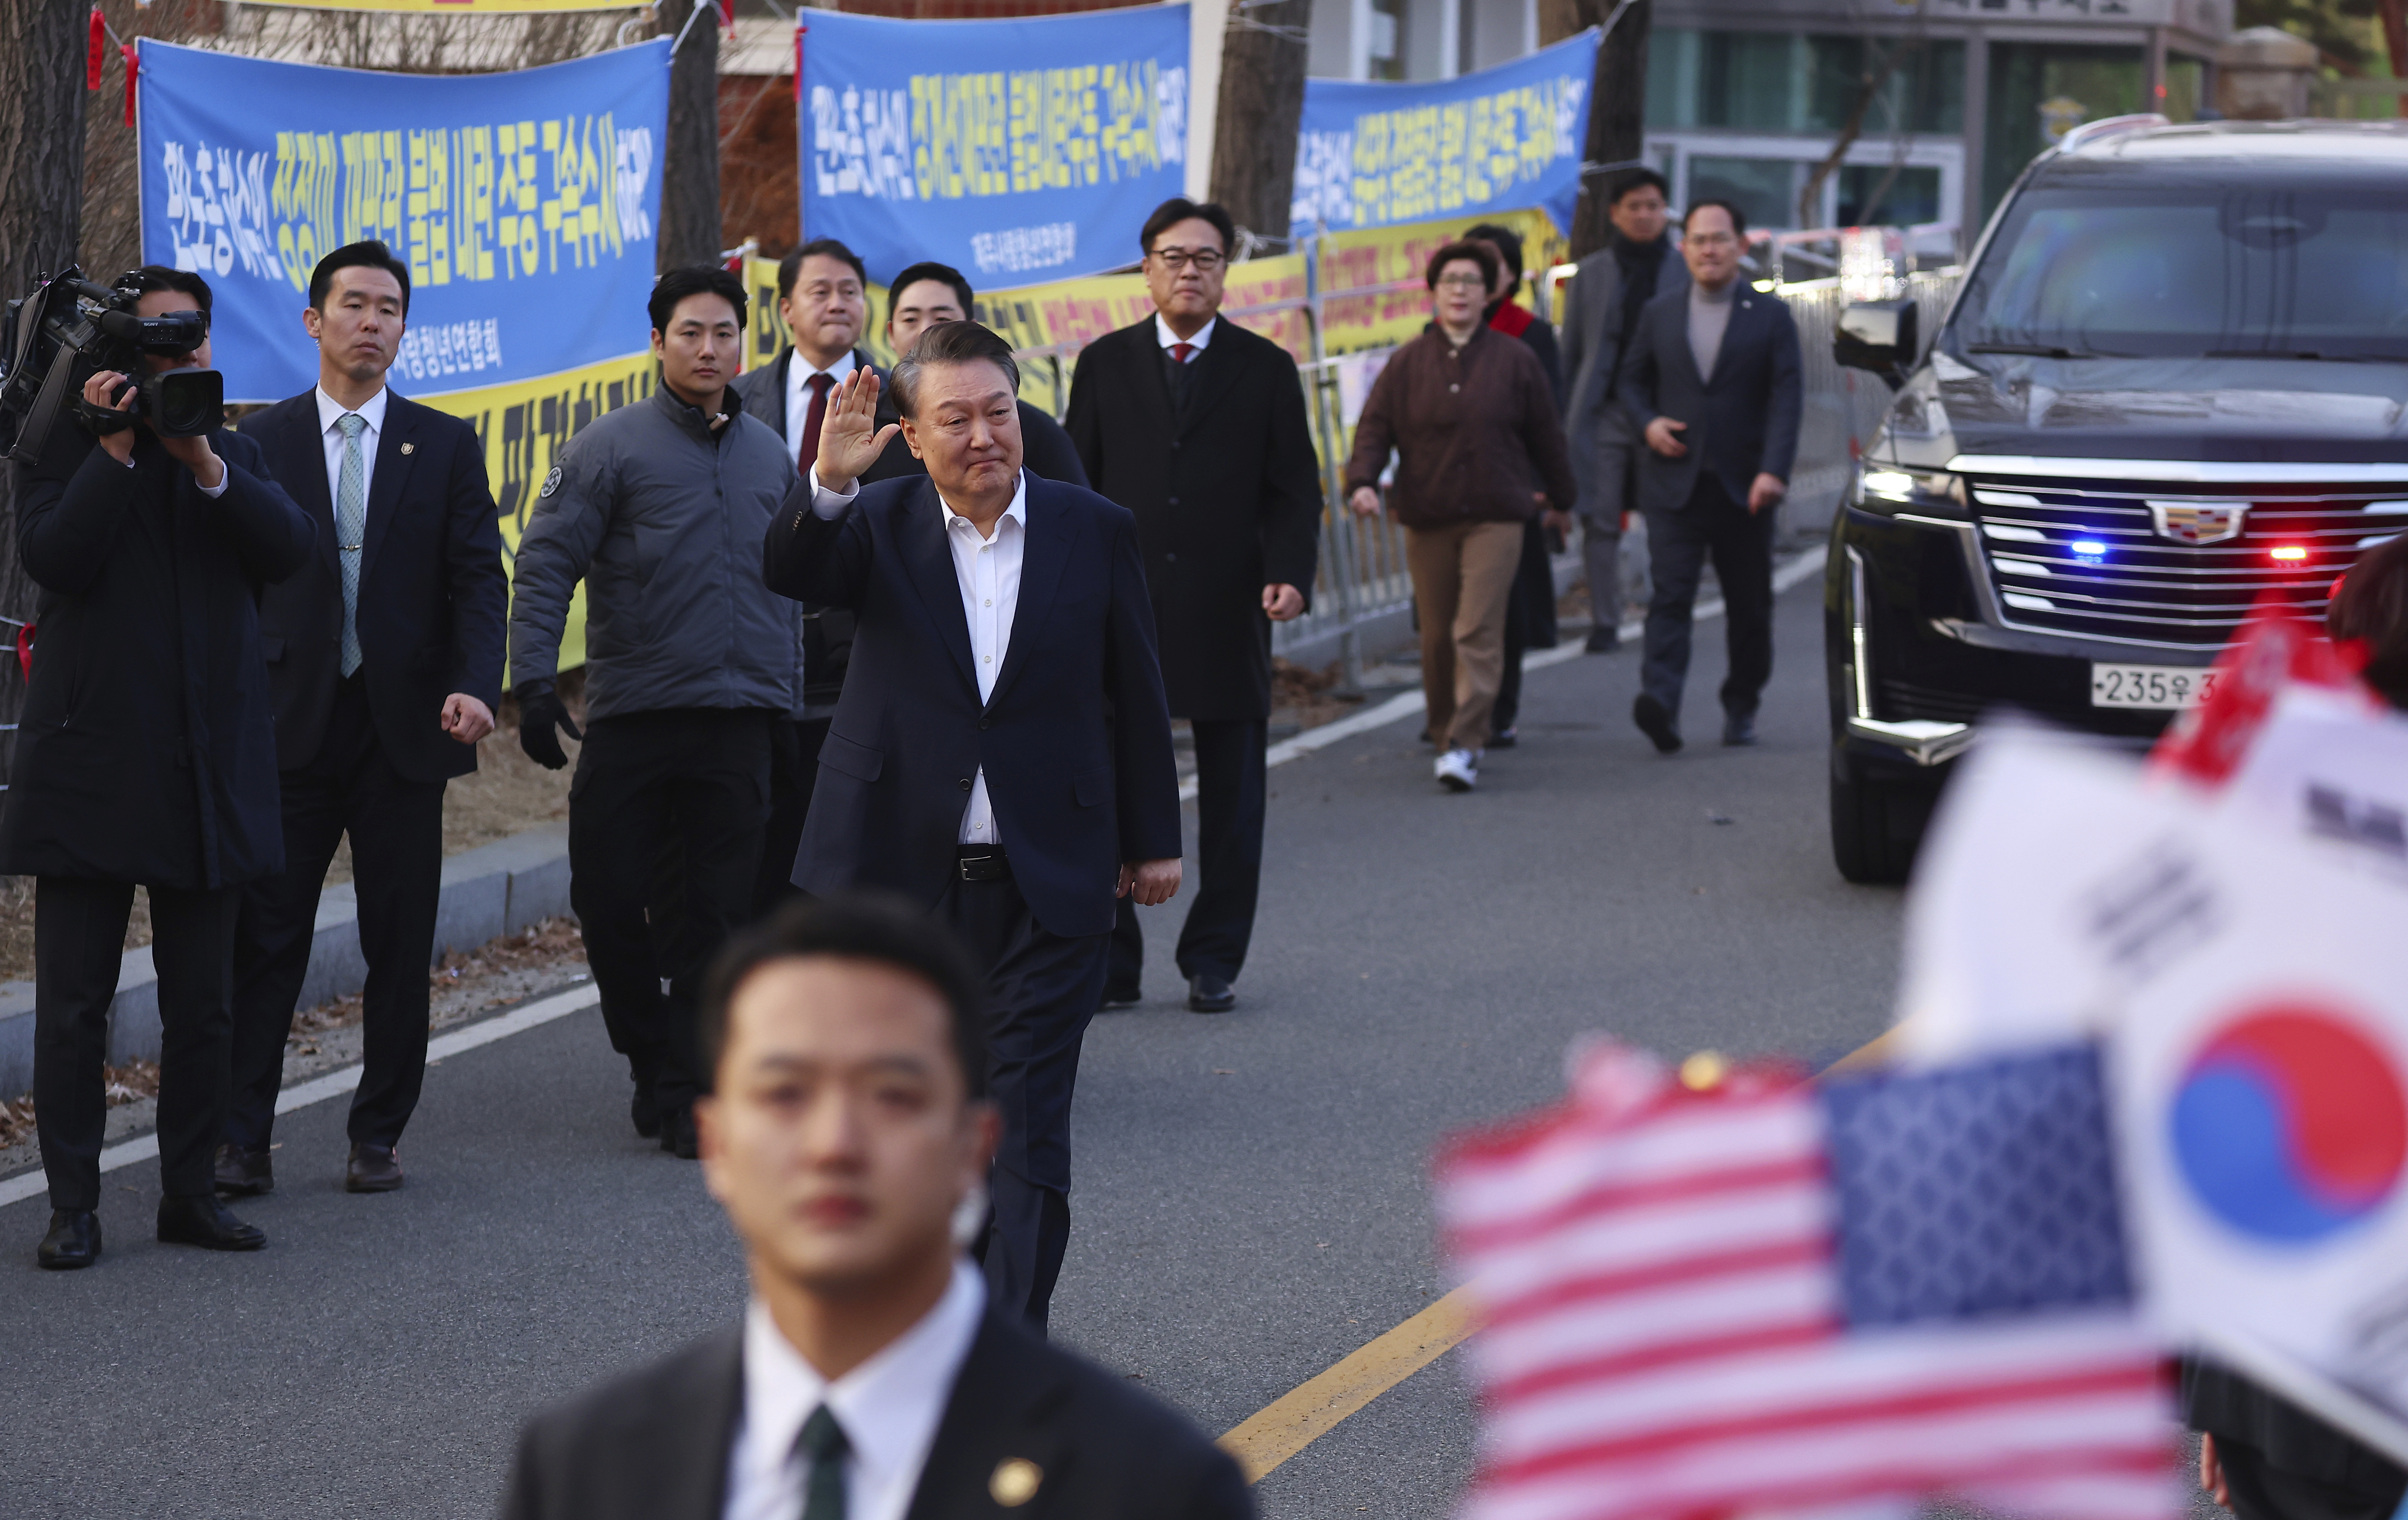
[1435,748,1480,792]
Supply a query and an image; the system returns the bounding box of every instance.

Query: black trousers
[942,865,1109,1331]
[750,716,829,922]
[1108,717,1261,988]
[1640,473,1776,723]
[568,708,772,1114]
[36,876,239,1209]
[1494,516,1560,734]
[227,675,447,1152]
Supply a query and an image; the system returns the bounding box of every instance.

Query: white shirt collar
[1154,313,1217,353]
[938,470,1028,543]
[314,384,389,434]
[794,348,858,384]
[736,1260,986,1511]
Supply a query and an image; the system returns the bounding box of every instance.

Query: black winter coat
[2,426,314,889]
[1065,317,1322,722]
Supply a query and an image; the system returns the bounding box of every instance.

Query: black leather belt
[956,845,1010,883]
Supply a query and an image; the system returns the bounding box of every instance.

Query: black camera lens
[144,368,224,438]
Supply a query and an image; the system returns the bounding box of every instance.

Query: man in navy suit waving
[763,320,1182,1329]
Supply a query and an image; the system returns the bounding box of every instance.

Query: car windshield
[1958,178,2408,360]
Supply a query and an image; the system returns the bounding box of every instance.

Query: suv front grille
[1959,469,2408,648]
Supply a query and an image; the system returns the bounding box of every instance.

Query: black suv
[1825,117,2408,882]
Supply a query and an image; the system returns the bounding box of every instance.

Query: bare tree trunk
[660,0,724,269]
[0,0,90,786]
[1798,37,1916,228]
[1208,0,1313,250]
[2382,0,2408,119]
[1569,0,1648,260]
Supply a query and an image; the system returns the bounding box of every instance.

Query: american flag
[1436,1043,2178,1520]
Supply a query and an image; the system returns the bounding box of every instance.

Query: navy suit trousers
[1640,473,1777,724]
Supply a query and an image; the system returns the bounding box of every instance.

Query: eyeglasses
[1685,231,1739,249]
[1149,247,1226,272]
[1435,273,1488,289]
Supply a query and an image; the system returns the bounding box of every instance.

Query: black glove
[516,679,582,770]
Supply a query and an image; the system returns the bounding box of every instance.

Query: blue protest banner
[138,39,669,402]
[1288,31,1597,239]
[798,5,1191,285]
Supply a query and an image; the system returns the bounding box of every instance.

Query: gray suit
[1559,239,1686,630]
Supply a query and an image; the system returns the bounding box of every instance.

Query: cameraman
[1,267,314,1270]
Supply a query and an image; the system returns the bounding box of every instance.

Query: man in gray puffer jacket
[508,265,797,1158]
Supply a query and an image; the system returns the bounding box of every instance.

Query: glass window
[1367,0,1403,81]
[1648,29,1963,135]
[1983,43,2142,215]
[2164,57,2204,123]
[1689,156,1798,234]
[1957,182,2408,359]
[1838,164,1941,227]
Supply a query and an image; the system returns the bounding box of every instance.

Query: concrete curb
[0,821,573,1098]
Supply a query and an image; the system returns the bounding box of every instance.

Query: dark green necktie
[797,1404,849,1520]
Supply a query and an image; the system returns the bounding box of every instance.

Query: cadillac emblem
[2148,499,2248,545]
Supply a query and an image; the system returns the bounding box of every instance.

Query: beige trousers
[1404,519,1525,752]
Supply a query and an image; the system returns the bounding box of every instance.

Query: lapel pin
[400,442,415,455]
[989,1457,1042,1507]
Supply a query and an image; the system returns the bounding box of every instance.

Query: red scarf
[1487,301,1534,338]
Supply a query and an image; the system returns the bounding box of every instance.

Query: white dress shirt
[807,465,1028,845]
[722,1261,987,1520]
[315,384,389,519]
[1154,312,1216,358]
[784,349,858,467]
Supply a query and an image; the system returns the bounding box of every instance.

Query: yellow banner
[1316,205,1564,355]
[417,349,659,677]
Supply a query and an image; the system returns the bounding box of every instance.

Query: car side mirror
[1835,299,1918,390]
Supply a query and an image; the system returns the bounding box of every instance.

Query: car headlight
[1853,467,1967,518]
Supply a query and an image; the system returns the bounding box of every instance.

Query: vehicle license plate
[2090,663,2221,709]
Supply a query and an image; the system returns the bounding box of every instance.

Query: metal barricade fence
[1007,234,1965,687]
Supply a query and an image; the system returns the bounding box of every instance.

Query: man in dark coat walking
[1065,197,1322,1015]
[219,240,508,1198]
[3,268,315,1269]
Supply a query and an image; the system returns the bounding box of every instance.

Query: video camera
[0,266,225,465]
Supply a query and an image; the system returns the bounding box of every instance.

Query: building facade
[1307,0,2234,238]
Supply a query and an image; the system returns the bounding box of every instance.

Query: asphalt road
[0,573,1910,1518]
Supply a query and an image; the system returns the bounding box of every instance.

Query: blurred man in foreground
[497,895,1249,1519]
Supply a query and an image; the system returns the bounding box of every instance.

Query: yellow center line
[1216,1028,1900,1483]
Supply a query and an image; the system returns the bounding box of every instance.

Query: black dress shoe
[1722,711,1759,747]
[1633,693,1683,754]
[1584,626,1620,654]
[1188,974,1237,1014]
[346,1144,404,1193]
[1488,727,1519,749]
[37,1210,101,1270]
[1099,984,1143,1010]
[660,1106,699,1160]
[157,1195,266,1252]
[630,1079,661,1140]
[214,1142,274,1197]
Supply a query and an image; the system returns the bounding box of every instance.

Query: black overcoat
[239,391,507,782]
[1064,317,1322,722]
[1,425,314,890]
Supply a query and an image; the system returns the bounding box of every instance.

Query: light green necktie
[335,413,366,677]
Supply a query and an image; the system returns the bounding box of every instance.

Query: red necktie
[1170,342,1195,364]
[799,371,836,464]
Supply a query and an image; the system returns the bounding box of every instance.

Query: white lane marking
[0,983,602,1211]
[3,549,1835,1208]
[1184,545,1830,801]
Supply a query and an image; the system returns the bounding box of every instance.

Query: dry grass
[0,1059,156,1150]
[0,674,584,983]
[1270,657,1370,732]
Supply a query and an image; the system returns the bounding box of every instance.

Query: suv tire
[1829,755,1930,884]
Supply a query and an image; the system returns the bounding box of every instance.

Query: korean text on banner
[798,4,1191,286]
[1289,30,1596,240]
[138,38,669,403]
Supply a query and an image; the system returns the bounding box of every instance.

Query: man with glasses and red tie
[1065,198,1322,1017]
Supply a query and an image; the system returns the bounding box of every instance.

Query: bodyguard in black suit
[4,268,315,1268]
[498,896,1247,1520]
[1064,199,1320,1016]
[219,242,508,1197]
[1615,199,1802,754]
[763,322,1182,1328]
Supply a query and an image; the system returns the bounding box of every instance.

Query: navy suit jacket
[238,390,508,782]
[1615,284,1803,514]
[761,470,1181,938]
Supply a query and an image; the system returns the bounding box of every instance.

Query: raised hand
[816,366,901,494]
